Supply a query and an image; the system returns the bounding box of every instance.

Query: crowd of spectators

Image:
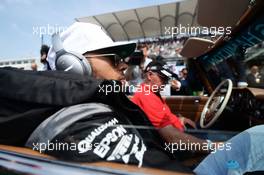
[137,37,187,59]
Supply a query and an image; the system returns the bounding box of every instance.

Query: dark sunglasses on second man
[151,71,170,83]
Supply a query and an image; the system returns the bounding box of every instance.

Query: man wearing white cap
[47,22,136,84]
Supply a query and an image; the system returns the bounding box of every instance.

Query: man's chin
[120,79,127,86]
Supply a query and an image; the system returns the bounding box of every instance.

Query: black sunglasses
[151,71,169,83]
[85,53,127,67]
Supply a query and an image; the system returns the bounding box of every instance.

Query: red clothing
[131,83,184,131]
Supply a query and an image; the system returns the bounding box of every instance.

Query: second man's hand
[179,116,197,129]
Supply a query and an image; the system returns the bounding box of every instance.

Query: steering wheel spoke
[200,79,233,128]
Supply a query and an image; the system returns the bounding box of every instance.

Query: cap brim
[85,42,137,59]
[158,69,173,79]
[166,69,179,79]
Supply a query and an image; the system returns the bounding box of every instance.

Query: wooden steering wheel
[200,79,233,128]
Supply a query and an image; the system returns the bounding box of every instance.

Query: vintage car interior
[1,0,264,174]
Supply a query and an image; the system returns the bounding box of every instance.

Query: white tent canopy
[76,0,198,41]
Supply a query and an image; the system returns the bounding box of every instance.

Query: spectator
[40,45,51,70]
[171,68,192,95]
[125,44,152,94]
[31,62,37,71]
[247,65,264,88]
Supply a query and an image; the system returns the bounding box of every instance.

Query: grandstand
[76,0,198,41]
[76,0,202,73]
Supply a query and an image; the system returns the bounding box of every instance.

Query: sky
[0,0,177,59]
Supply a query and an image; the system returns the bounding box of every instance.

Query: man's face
[146,71,167,90]
[251,66,258,75]
[86,54,128,84]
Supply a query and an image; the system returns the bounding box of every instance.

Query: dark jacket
[0,67,190,172]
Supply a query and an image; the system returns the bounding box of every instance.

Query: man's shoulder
[132,90,155,101]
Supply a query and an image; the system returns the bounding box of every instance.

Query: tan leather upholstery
[164,96,208,122]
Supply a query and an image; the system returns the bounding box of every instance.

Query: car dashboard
[224,87,264,130]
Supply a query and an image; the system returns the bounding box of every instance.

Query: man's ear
[146,71,152,81]
[86,57,97,78]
